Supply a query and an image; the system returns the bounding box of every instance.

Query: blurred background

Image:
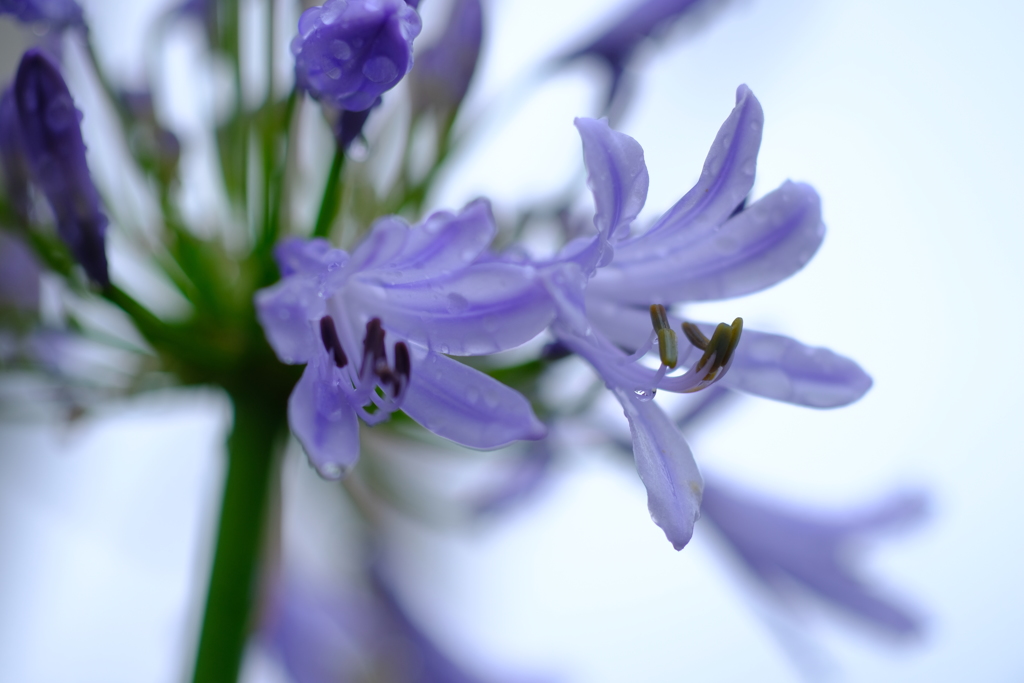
[1,0,1022,680]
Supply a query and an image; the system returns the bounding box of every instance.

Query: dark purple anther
[359,317,386,379]
[319,315,348,368]
[14,49,109,287]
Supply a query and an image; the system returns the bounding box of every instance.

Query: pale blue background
[1,0,1022,681]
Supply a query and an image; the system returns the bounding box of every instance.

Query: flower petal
[288,361,361,479]
[613,387,703,550]
[591,180,824,303]
[255,279,325,365]
[576,117,649,244]
[401,347,546,449]
[716,327,873,408]
[614,84,763,262]
[346,262,554,355]
[366,199,497,285]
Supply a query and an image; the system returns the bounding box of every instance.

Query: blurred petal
[288,361,361,479]
[255,278,324,365]
[401,347,546,449]
[613,387,702,550]
[702,478,926,636]
[409,0,483,114]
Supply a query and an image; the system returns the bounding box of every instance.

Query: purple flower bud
[0,86,32,220]
[292,0,422,112]
[0,0,83,28]
[325,96,381,150]
[409,0,483,115]
[14,49,109,287]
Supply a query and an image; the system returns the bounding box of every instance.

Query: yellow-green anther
[681,321,709,351]
[650,304,678,368]
[721,317,743,368]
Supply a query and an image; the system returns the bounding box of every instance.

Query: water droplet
[327,261,340,271]
[327,67,342,80]
[362,56,398,84]
[437,343,450,354]
[461,248,476,261]
[446,292,469,313]
[331,39,352,60]
[742,160,756,176]
[320,1,344,25]
[633,388,656,402]
[466,388,480,405]
[320,462,343,479]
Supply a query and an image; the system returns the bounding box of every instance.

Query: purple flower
[292,0,422,113]
[262,569,498,683]
[563,0,709,107]
[0,0,83,28]
[12,49,109,287]
[409,0,483,115]
[535,85,871,550]
[0,86,31,220]
[0,231,40,312]
[701,478,927,636]
[255,200,553,478]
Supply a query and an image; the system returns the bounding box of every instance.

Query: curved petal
[615,84,763,262]
[591,181,824,303]
[401,347,546,449]
[715,327,873,408]
[576,117,649,245]
[255,278,325,364]
[613,387,702,550]
[346,215,410,274]
[347,262,555,355]
[367,199,498,285]
[274,237,347,277]
[288,361,361,479]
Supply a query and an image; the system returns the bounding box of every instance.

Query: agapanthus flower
[408,0,483,116]
[262,568,497,683]
[0,0,83,28]
[535,85,871,550]
[256,200,553,478]
[702,478,927,636]
[292,0,422,113]
[12,49,109,287]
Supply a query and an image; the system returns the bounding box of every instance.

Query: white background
[1,0,1023,681]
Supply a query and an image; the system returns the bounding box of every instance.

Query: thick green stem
[191,390,285,683]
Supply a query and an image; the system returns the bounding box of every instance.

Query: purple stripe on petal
[592,181,824,303]
[613,387,703,550]
[576,117,649,246]
[401,346,546,449]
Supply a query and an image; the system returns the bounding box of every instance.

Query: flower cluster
[0,1,926,680]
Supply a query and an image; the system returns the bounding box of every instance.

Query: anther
[649,304,679,368]
[319,316,348,368]
[360,318,386,378]
[691,317,743,379]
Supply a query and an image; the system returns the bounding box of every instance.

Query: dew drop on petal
[331,39,352,60]
[320,462,343,479]
[633,388,655,401]
[446,293,469,313]
[362,56,398,84]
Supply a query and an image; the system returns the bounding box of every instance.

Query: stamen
[678,317,744,392]
[393,342,411,390]
[681,321,709,351]
[360,318,386,379]
[649,304,678,368]
[319,315,348,368]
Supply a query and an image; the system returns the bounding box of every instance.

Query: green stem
[312,147,345,238]
[191,390,285,683]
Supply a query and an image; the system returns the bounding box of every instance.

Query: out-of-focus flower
[292,0,422,113]
[262,568,496,683]
[409,0,483,117]
[0,0,83,28]
[701,478,927,636]
[471,439,554,517]
[0,231,40,313]
[12,49,109,287]
[0,86,31,221]
[255,200,553,478]
[118,89,181,182]
[532,85,870,550]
